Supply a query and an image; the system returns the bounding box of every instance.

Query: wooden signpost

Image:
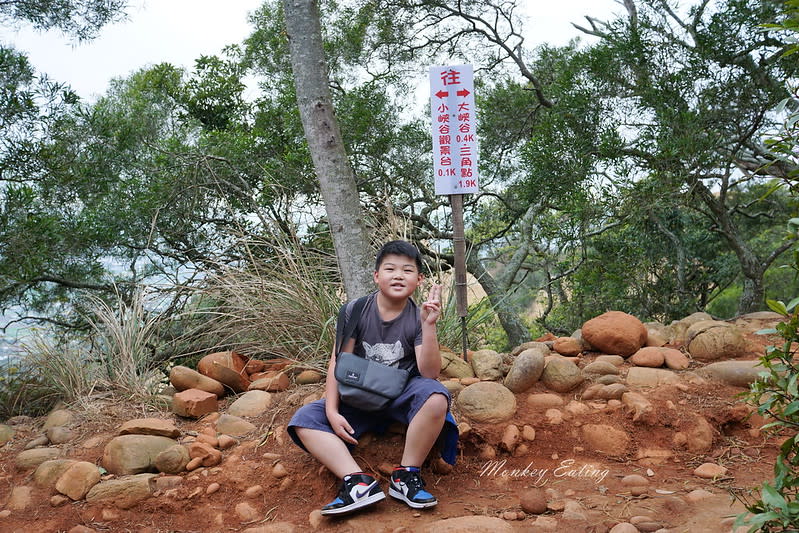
[429,65,479,360]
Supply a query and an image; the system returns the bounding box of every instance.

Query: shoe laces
[398,468,425,491]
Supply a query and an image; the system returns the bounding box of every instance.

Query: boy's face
[373,253,423,301]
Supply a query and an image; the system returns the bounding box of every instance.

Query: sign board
[429,64,480,196]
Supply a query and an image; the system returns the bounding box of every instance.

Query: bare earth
[0,323,787,533]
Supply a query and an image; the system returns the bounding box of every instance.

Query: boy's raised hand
[421,283,442,325]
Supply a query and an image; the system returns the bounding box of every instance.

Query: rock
[520,488,548,514]
[102,435,178,475]
[621,474,649,486]
[236,501,259,522]
[626,367,679,387]
[217,434,237,450]
[45,426,74,444]
[34,459,77,488]
[420,515,514,532]
[440,350,475,379]
[504,347,547,392]
[272,462,289,478]
[26,435,50,450]
[540,358,583,393]
[581,424,630,455]
[55,461,101,500]
[169,365,226,396]
[522,425,536,441]
[527,393,565,409]
[119,418,181,438]
[609,524,639,533]
[686,320,748,361]
[545,409,563,425]
[621,392,653,422]
[442,380,464,395]
[173,389,219,418]
[582,311,647,357]
[470,349,504,380]
[596,355,625,366]
[197,351,251,392]
[663,348,690,370]
[295,370,322,385]
[228,390,273,417]
[43,409,73,430]
[154,444,190,474]
[50,495,69,507]
[565,400,591,416]
[242,523,296,533]
[215,414,256,436]
[598,383,628,400]
[188,442,222,467]
[6,485,32,510]
[553,337,582,357]
[501,424,520,452]
[694,463,728,479]
[15,447,61,470]
[85,473,157,509]
[685,488,715,502]
[511,341,550,356]
[629,347,665,368]
[674,415,715,453]
[698,360,761,387]
[248,372,290,392]
[582,361,620,376]
[0,424,15,445]
[457,382,517,423]
[152,475,184,492]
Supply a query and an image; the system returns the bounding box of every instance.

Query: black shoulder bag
[333,295,410,411]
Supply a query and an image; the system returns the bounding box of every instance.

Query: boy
[288,240,452,515]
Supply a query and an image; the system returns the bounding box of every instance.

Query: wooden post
[451,194,469,360]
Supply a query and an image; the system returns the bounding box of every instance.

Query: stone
[152,475,184,492]
[45,426,74,444]
[25,435,49,449]
[102,434,178,475]
[215,414,256,436]
[582,311,647,357]
[0,424,15,445]
[442,380,464,395]
[698,360,761,387]
[609,524,639,533]
[236,501,259,522]
[34,459,78,488]
[582,361,620,375]
[43,408,73,430]
[55,461,101,500]
[248,372,290,392]
[540,357,583,393]
[629,347,665,368]
[686,320,748,361]
[685,488,715,502]
[674,415,715,453]
[420,515,514,532]
[169,365,226,396]
[621,392,653,422]
[621,474,649,486]
[501,424,520,452]
[598,383,628,400]
[154,444,190,474]
[272,462,289,478]
[295,370,322,385]
[504,347,547,392]
[626,367,679,387]
[188,442,222,467]
[553,337,582,357]
[6,485,32,510]
[197,351,251,392]
[119,418,181,438]
[595,355,625,366]
[522,425,536,441]
[15,447,61,470]
[545,408,563,425]
[694,463,728,479]
[440,350,476,379]
[527,393,565,409]
[512,341,550,356]
[470,349,504,381]
[173,389,219,418]
[457,381,516,423]
[228,390,273,417]
[50,495,69,507]
[520,488,548,514]
[581,424,630,455]
[85,473,157,509]
[217,434,237,450]
[662,348,690,370]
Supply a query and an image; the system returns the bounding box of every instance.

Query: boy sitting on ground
[287,240,451,515]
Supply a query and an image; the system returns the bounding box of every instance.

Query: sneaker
[388,466,437,508]
[320,472,385,515]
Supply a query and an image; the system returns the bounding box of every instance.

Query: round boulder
[686,321,748,361]
[540,358,583,393]
[582,311,647,357]
[457,382,516,423]
[629,347,665,368]
[470,349,503,381]
[169,365,225,397]
[102,434,178,475]
[504,347,546,393]
[197,351,251,393]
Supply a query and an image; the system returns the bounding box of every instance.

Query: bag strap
[335,295,369,357]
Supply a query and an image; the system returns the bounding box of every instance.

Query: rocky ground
[0,311,790,532]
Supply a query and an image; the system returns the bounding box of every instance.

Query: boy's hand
[328,411,358,445]
[421,283,442,325]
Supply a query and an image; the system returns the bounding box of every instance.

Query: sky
[0,0,619,101]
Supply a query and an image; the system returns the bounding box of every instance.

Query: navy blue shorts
[287,376,451,452]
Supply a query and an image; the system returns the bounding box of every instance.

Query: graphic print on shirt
[363,340,403,367]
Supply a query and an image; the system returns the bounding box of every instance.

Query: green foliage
[0,0,127,41]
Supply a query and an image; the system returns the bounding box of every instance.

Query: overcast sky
[0,0,619,101]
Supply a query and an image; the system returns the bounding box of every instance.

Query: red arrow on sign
[435,90,448,98]
[457,88,470,97]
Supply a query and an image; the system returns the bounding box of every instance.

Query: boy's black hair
[374,240,424,273]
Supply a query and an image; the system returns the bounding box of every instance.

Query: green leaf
[767,299,789,316]
[787,297,799,312]
[756,328,778,335]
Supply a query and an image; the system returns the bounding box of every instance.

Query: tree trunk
[282,0,374,300]
[466,251,531,348]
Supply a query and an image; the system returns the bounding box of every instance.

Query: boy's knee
[424,393,449,416]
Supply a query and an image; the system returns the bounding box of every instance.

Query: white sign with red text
[430,64,480,195]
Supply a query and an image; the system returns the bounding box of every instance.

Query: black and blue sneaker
[388,466,437,509]
[320,472,385,515]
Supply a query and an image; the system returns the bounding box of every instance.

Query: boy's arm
[325,338,358,444]
[416,284,442,379]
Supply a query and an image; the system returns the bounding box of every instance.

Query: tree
[280,0,374,300]
[0,0,128,41]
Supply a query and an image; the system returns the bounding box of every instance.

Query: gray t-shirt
[343,291,423,375]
